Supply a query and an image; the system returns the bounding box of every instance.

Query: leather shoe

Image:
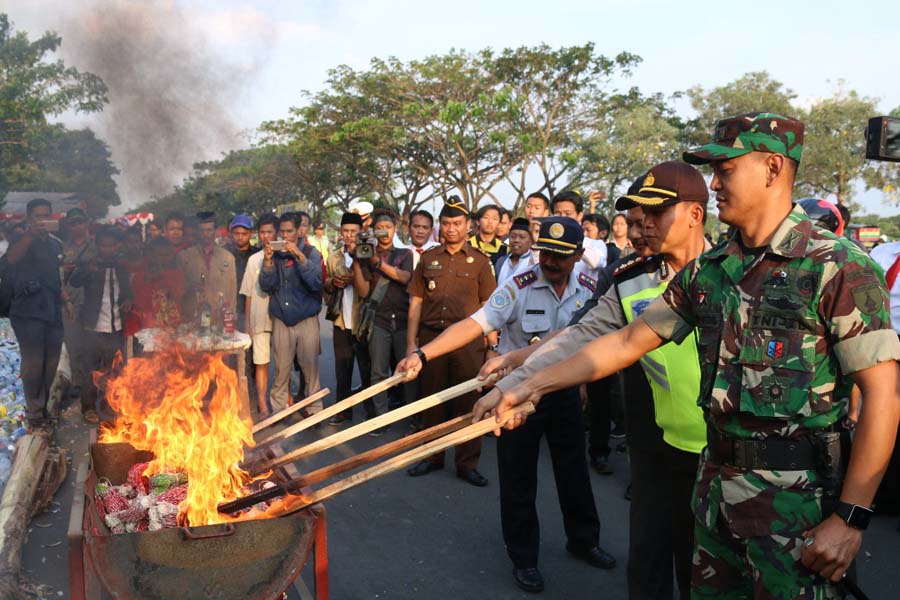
[407,461,441,477]
[566,543,616,569]
[456,468,488,487]
[513,567,544,593]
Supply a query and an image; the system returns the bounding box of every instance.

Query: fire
[99,342,257,526]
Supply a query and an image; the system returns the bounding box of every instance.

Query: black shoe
[368,426,388,437]
[615,442,628,454]
[590,455,613,475]
[328,414,350,426]
[566,543,616,569]
[456,468,488,487]
[624,484,632,501]
[513,567,544,593]
[610,423,626,439]
[407,461,442,477]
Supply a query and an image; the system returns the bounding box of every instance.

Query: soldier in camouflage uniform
[477,113,900,599]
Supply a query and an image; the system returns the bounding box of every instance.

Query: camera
[354,229,389,259]
[269,240,286,252]
[865,116,900,162]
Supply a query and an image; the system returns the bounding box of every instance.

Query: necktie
[108,268,118,332]
[416,248,424,255]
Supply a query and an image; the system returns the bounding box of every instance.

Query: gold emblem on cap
[549,223,565,239]
[466,256,474,263]
[428,280,436,291]
[644,172,655,187]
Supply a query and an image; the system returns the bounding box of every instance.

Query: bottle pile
[0,318,27,495]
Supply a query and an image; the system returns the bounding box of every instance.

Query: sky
[3,0,900,215]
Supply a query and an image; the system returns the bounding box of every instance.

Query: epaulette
[513,270,537,289]
[577,272,597,293]
[612,254,656,279]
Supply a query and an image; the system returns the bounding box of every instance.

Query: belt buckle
[733,439,765,470]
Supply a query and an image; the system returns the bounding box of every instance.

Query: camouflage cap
[683,112,804,165]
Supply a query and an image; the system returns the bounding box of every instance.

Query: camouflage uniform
[641,204,900,599]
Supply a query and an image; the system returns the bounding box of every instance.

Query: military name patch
[513,270,537,289]
[577,272,597,292]
[525,309,545,315]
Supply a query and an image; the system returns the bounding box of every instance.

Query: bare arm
[397,317,485,379]
[478,328,563,379]
[5,231,35,264]
[376,260,411,285]
[352,260,370,298]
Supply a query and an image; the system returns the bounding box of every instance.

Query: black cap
[341,212,363,227]
[615,161,708,210]
[440,196,469,218]
[510,217,530,233]
[531,216,584,255]
[196,211,216,224]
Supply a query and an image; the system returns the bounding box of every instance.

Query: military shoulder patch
[513,270,537,289]
[851,283,886,316]
[577,272,597,292]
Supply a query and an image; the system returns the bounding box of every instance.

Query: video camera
[866,116,900,162]
[354,229,390,259]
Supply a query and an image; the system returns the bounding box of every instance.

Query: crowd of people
[0,110,899,599]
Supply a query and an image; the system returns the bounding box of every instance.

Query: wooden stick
[251,388,330,433]
[254,373,408,447]
[249,374,496,475]
[222,413,472,514]
[273,403,535,515]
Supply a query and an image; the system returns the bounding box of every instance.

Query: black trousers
[10,317,64,424]
[587,375,614,458]
[80,330,125,413]
[332,325,371,418]
[497,388,600,568]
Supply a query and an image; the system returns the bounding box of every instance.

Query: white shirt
[239,251,273,334]
[574,238,608,283]
[497,252,530,285]
[341,251,355,328]
[0,239,8,259]
[869,241,900,334]
[407,240,440,270]
[90,267,121,333]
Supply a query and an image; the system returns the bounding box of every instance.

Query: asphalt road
[18,315,900,599]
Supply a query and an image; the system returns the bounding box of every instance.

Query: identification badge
[428,280,436,291]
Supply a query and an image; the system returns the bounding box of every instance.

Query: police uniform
[471,217,605,573]
[408,239,495,472]
[639,114,900,598]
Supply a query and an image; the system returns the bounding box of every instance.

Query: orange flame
[99,342,256,526]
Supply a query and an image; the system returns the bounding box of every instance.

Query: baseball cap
[683,112,804,165]
[531,216,584,255]
[66,207,88,223]
[615,161,709,210]
[349,200,374,217]
[229,214,253,230]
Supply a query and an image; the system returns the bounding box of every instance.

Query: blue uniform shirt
[471,264,596,353]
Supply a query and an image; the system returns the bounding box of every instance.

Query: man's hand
[473,385,539,436]
[396,352,423,381]
[478,352,519,380]
[333,274,348,289]
[284,241,306,263]
[800,514,863,582]
[263,242,274,264]
[63,301,76,322]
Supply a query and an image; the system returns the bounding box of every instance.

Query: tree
[7,126,120,217]
[795,86,878,209]
[490,44,642,209]
[0,14,108,203]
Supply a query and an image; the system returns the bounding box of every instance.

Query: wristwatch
[413,348,427,366]
[488,344,500,353]
[374,259,384,271]
[834,501,873,530]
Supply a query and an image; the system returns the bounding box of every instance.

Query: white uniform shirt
[89,268,122,333]
[408,240,440,270]
[471,264,595,354]
[869,241,900,334]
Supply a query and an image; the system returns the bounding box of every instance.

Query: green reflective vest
[618,265,706,454]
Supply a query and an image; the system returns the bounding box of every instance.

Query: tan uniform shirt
[176,245,237,319]
[408,243,496,331]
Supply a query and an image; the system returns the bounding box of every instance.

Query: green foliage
[0,14,108,203]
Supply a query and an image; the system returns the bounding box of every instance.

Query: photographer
[353,210,413,432]
[69,227,133,424]
[4,198,70,431]
[323,212,371,424]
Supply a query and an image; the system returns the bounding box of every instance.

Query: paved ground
[18,315,900,599]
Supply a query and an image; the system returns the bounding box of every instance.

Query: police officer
[399,217,614,594]
[479,163,712,599]
[404,198,497,486]
[480,113,900,598]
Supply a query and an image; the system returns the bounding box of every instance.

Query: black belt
[707,428,822,470]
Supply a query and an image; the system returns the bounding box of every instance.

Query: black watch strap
[414,348,427,366]
[834,501,873,530]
